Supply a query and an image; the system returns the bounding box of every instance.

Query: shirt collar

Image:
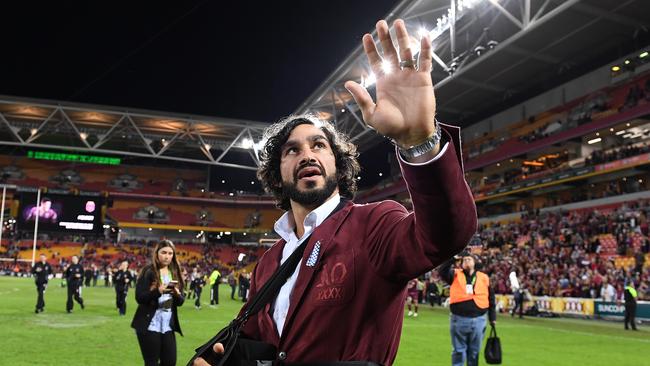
[274,193,341,243]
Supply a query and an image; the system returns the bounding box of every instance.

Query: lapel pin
[305,241,321,267]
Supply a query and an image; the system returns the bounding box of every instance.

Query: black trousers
[230,284,236,299]
[210,283,219,305]
[512,298,524,318]
[116,287,128,315]
[136,330,176,366]
[66,283,84,311]
[195,288,202,307]
[35,282,46,310]
[625,303,637,329]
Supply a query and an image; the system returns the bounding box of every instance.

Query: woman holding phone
[131,240,185,366]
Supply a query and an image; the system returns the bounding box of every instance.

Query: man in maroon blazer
[194,18,477,366]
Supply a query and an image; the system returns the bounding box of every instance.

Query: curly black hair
[257,114,360,210]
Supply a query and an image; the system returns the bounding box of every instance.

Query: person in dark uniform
[92,264,99,287]
[188,267,198,300]
[31,254,52,313]
[624,282,638,330]
[227,272,237,300]
[239,272,250,302]
[192,271,206,309]
[64,255,85,313]
[84,266,93,287]
[114,260,134,316]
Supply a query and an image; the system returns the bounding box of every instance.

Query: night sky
[0,1,398,123]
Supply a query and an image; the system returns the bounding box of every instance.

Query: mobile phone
[167,280,178,288]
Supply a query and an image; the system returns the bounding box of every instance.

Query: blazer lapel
[279,202,353,341]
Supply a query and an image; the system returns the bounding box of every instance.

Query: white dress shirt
[272,193,341,336]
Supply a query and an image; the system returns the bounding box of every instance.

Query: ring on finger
[399,58,417,69]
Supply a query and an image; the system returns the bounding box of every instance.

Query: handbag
[187,200,347,366]
[484,324,502,364]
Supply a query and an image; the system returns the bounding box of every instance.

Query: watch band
[396,122,442,159]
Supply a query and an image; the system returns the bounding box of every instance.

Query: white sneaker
[414,313,418,317]
[408,311,413,317]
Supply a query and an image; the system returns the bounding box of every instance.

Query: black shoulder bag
[484,323,502,364]
[187,200,347,366]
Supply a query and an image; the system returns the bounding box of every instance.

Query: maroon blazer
[240,124,477,365]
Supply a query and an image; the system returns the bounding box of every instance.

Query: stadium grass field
[0,276,646,366]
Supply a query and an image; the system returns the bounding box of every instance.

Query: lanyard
[464,271,477,287]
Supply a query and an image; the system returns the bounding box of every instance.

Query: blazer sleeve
[363,125,477,282]
[135,268,162,305]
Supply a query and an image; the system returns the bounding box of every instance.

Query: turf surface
[0,276,646,365]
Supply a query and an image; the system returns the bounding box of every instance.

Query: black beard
[282,174,338,208]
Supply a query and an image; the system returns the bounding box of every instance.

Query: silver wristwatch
[396,123,442,159]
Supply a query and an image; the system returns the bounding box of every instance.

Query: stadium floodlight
[178,229,182,233]
[587,137,602,144]
[241,138,253,149]
[203,143,211,150]
[624,60,631,65]
[640,51,649,58]
[221,180,226,183]
[615,130,627,135]
[611,65,621,72]
[30,128,37,136]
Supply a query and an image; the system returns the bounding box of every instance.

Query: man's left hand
[345,19,437,149]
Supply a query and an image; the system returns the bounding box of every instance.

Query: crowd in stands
[471,139,650,199]
[474,202,650,301]
[585,141,650,165]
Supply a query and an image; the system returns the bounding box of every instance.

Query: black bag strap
[489,324,497,338]
[235,199,348,326]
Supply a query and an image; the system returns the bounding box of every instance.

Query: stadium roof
[0,95,269,170]
[295,0,650,149]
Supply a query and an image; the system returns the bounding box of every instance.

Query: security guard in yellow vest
[439,252,496,366]
[623,282,638,330]
[208,269,221,306]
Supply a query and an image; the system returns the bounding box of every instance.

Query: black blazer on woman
[131,265,185,335]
